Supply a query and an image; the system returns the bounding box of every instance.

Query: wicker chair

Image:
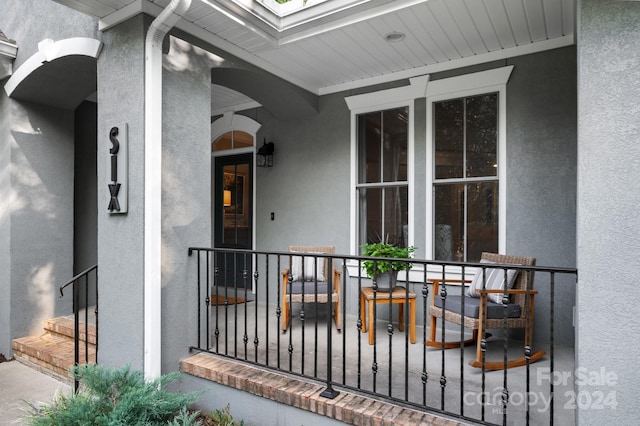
[426,252,545,370]
[281,246,341,332]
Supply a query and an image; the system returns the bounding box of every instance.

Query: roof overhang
[4,37,102,109]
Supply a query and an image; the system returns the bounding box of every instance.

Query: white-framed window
[426,66,512,262]
[345,76,429,255]
[356,106,410,248]
[345,66,511,268]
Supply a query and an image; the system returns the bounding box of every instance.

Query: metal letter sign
[107,123,128,213]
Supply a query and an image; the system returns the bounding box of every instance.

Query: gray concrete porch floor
[201,299,575,426]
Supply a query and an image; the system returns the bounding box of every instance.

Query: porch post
[577,0,640,423]
[143,0,191,381]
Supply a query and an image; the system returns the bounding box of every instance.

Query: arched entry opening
[5,37,101,322]
[211,113,261,290]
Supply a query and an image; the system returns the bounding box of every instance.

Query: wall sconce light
[257,138,274,167]
[223,190,232,207]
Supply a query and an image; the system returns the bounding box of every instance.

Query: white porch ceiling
[52,0,575,113]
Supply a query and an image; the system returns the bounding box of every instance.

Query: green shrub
[198,404,244,426]
[26,364,203,426]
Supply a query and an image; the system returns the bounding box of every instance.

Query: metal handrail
[59,264,98,392]
[60,264,98,297]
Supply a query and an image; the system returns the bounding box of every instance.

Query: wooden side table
[360,286,416,345]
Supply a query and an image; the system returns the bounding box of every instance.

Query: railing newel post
[320,256,339,399]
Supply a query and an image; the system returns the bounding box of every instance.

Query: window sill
[344,260,474,286]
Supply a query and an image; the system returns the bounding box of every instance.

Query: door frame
[213,153,254,250]
[211,113,261,291]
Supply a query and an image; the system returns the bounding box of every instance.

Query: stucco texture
[577,0,640,423]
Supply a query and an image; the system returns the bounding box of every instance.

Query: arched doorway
[211,114,260,290]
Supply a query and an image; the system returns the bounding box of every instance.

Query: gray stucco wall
[6,101,75,350]
[577,0,640,423]
[0,84,10,355]
[506,47,577,346]
[96,15,147,371]
[254,92,351,255]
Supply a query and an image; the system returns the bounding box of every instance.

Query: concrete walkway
[0,360,70,425]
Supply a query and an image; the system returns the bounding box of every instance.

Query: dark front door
[214,154,253,289]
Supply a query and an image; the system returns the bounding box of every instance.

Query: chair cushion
[466,259,520,303]
[288,280,329,295]
[434,295,521,319]
[291,253,326,282]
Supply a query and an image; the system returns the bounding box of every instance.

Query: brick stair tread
[43,316,97,344]
[12,331,96,377]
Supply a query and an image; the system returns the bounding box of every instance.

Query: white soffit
[58,0,576,97]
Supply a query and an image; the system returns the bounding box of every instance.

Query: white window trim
[211,111,262,144]
[345,75,428,256]
[425,66,513,261]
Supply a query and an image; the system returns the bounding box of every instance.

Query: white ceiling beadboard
[53,0,575,112]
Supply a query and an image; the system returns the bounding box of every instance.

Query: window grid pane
[213,132,233,152]
[357,106,409,250]
[358,186,408,247]
[233,131,254,148]
[434,99,464,179]
[382,108,408,182]
[433,93,498,262]
[466,94,497,178]
[358,112,382,184]
[466,182,498,261]
[213,131,255,152]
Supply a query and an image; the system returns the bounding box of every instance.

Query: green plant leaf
[361,243,415,279]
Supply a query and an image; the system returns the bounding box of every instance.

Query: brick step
[43,316,97,344]
[12,330,96,380]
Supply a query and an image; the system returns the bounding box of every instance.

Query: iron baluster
[459,265,466,417]
[422,267,429,407]
[387,271,394,397]
[213,260,220,353]
[356,259,363,390]
[440,265,447,411]
[502,267,510,424]
[276,255,281,369]
[242,256,248,361]
[253,255,260,364]
[549,270,556,426]
[59,264,98,393]
[287,255,294,371]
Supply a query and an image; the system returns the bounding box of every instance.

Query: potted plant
[361,242,415,291]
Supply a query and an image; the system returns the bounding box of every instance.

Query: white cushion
[291,254,326,282]
[466,259,520,303]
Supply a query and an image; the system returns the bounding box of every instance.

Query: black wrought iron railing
[188,248,577,426]
[60,264,98,391]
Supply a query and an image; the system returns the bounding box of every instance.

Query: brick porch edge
[180,352,472,426]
